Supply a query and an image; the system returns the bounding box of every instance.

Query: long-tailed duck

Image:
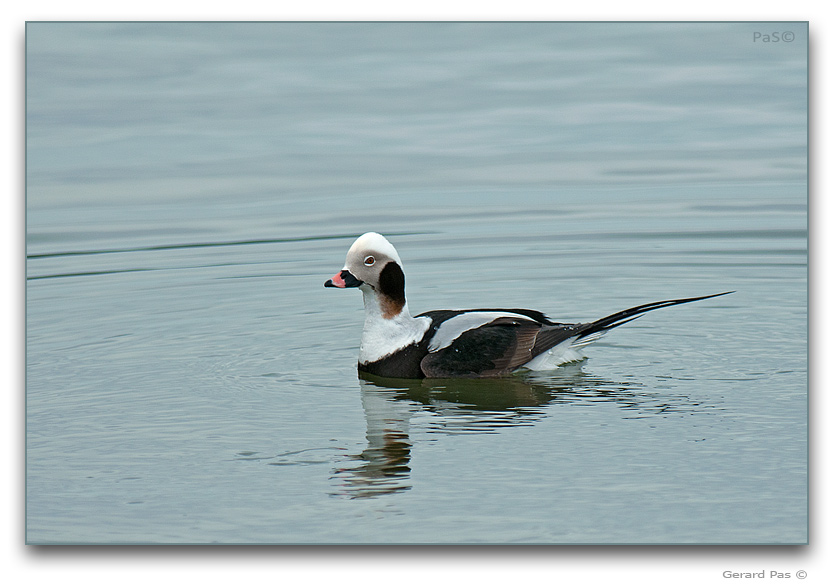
[325,232,731,379]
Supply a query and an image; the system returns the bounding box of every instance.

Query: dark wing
[417,292,734,377]
[419,317,542,378]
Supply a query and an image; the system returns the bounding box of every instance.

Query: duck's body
[325,232,731,379]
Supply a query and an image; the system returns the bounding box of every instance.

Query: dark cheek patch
[378,261,406,318]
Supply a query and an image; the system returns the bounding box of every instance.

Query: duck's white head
[325,232,408,319]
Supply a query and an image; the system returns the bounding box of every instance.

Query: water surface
[26,22,807,544]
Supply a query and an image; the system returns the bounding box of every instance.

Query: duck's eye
[364,255,376,266]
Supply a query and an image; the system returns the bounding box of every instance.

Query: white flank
[521,338,585,370]
[521,331,607,370]
[427,311,537,352]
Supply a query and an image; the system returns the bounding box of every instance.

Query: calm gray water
[26,22,807,544]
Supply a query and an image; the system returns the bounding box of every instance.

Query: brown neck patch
[380,295,406,319]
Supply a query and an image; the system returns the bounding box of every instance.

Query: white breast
[427,311,538,352]
[359,313,431,364]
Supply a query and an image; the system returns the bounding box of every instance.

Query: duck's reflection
[331,383,416,499]
[332,365,720,499]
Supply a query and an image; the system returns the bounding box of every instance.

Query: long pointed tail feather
[576,291,734,341]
